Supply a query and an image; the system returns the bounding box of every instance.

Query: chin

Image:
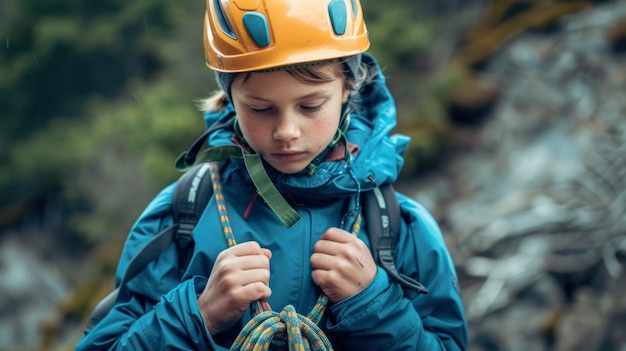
[270,162,308,175]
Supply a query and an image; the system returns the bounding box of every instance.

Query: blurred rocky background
[1,0,625,350]
[401,1,626,349]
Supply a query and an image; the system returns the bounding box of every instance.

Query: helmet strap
[306,103,351,175]
[328,103,351,149]
[233,117,246,144]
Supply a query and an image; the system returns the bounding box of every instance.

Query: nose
[273,114,300,142]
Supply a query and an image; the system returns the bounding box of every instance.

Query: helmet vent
[328,0,348,36]
[351,0,358,19]
[214,0,237,40]
[243,12,271,47]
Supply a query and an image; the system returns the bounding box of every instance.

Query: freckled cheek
[239,119,265,146]
[313,119,339,148]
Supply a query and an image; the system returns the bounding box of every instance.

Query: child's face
[231,64,350,174]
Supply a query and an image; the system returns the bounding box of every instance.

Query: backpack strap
[83,163,214,334]
[365,184,429,294]
[171,163,213,276]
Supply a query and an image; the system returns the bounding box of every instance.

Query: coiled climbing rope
[208,163,362,351]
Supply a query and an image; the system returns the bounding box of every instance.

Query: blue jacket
[76,54,467,350]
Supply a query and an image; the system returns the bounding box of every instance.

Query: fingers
[312,227,369,265]
[198,241,272,335]
[231,241,273,259]
[215,241,271,285]
[318,227,355,244]
[310,228,377,302]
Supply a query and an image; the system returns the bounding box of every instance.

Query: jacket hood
[202,53,410,200]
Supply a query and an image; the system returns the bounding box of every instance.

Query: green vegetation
[0,0,458,245]
[1,0,210,240]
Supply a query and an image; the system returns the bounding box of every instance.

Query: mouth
[271,151,307,162]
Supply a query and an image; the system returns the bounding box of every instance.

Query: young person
[76,0,467,349]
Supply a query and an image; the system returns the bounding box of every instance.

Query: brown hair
[199,59,367,112]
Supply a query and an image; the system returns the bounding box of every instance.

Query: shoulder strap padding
[365,184,399,263]
[171,163,213,244]
[365,184,429,294]
[171,162,213,275]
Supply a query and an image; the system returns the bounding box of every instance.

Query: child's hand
[310,227,377,303]
[197,241,272,335]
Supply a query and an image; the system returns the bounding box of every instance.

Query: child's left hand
[310,227,377,302]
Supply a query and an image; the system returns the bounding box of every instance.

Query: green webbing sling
[176,144,300,228]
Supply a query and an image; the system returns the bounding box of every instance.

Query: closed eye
[250,106,273,114]
[301,104,323,113]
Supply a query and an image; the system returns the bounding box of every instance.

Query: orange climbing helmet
[203,0,370,72]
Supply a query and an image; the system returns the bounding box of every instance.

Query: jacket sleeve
[326,193,468,350]
[75,184,228,351]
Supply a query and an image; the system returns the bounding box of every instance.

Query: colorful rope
[208,163,362,351]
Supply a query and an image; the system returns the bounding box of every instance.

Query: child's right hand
[197,241,272,335]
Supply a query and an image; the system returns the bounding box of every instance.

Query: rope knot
[230,303,333,351]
